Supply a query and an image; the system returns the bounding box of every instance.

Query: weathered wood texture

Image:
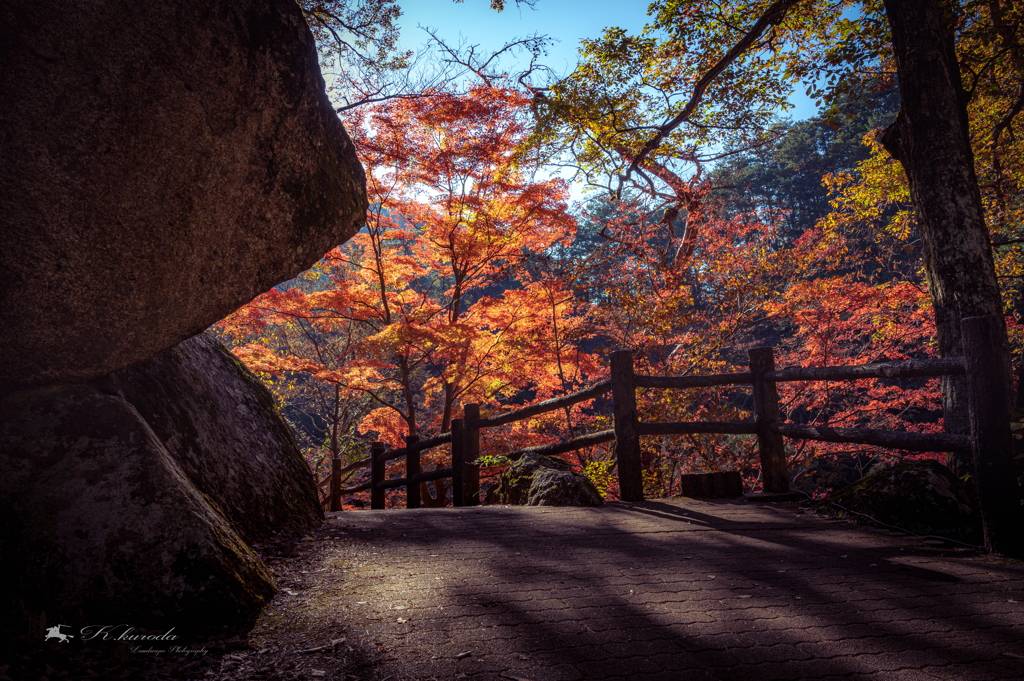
[679,471,743,498]
[339,480,373,495]
[370,442,385,510]
[611,350,644,502]
[770,423,971,453]
[639,422,759,436]
[504,429,617,462]
[750,347,789,493]
[464,404,481,506]
[451,418,465,508]
[353,341,980,515]
[765,357,965,383]
[633,358,964,391]
[405,435,421,509]
[319,456,371,489]
[466,381,611,429]
[961,315,1023,556]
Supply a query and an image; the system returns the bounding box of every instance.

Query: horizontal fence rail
[636,373,753,390]
[325,353,972,505]
[502,429,617,462]
[771,423,971,453]
[377,432,452,463]
[466,380,611,430]
[319,457,371,490]
[376,466,454,491]
[339,480,373,495]
[633,357,965,390]
[764,357,965,383]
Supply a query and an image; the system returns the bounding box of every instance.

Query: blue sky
[391,1,820,202]
[396,0,820,120]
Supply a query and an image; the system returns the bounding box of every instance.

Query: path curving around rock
[221,499,1024,681]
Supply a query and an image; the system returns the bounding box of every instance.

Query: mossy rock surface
[497,454,603,507]
[825,459,981,543]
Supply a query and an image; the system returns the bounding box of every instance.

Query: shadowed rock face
[0,0,367,388]
[107,332,322,545]
[827,459,982,543]
[0,384,277,623]
[0,333,322,623]
[0,0,348,623]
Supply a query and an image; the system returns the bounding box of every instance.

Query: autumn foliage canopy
[216,19,1023,506]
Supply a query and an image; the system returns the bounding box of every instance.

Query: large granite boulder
[0,0,367,388]
[0,385,276,624]
[0,333,322,623]
[107,332,321,544]
[497,454,604,507]
[826,459,981,543]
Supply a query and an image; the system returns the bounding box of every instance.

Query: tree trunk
[441,381,455,433]
[329,384,342,512]
[879,0,1013,477]
[399,355,417,438]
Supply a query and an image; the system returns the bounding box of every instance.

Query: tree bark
[329,384,342,512]
[879,0,1012,477]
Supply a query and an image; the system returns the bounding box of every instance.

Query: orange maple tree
[558,186,949,497]
[217,86,596,506]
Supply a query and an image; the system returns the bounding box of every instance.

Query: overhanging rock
[0,0,367,388]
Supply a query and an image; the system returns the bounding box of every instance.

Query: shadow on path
[232,498,1024,681]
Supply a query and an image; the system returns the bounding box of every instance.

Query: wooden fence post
[370,441,385,510]
[329,454,342,512]
[405,435,421,509]
[611,350,644,502]
[464,404,481,506]
[961,315,1023,556]
[451,418,465,507]
[749,347,789,493]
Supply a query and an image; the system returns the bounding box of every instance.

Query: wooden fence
[317,315,1019,553]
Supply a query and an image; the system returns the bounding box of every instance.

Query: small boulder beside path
[496,453,604,506]
[824,459,982,544]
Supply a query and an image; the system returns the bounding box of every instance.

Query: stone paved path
[253,499,1024,681]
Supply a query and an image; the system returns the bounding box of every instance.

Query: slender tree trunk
[331,384,340,459]
[329,384,342,512]
[399,355,417,438]
[879,0,1013,477]
[441,382,455,433]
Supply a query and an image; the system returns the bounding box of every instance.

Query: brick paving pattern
[260,499,1024,680]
